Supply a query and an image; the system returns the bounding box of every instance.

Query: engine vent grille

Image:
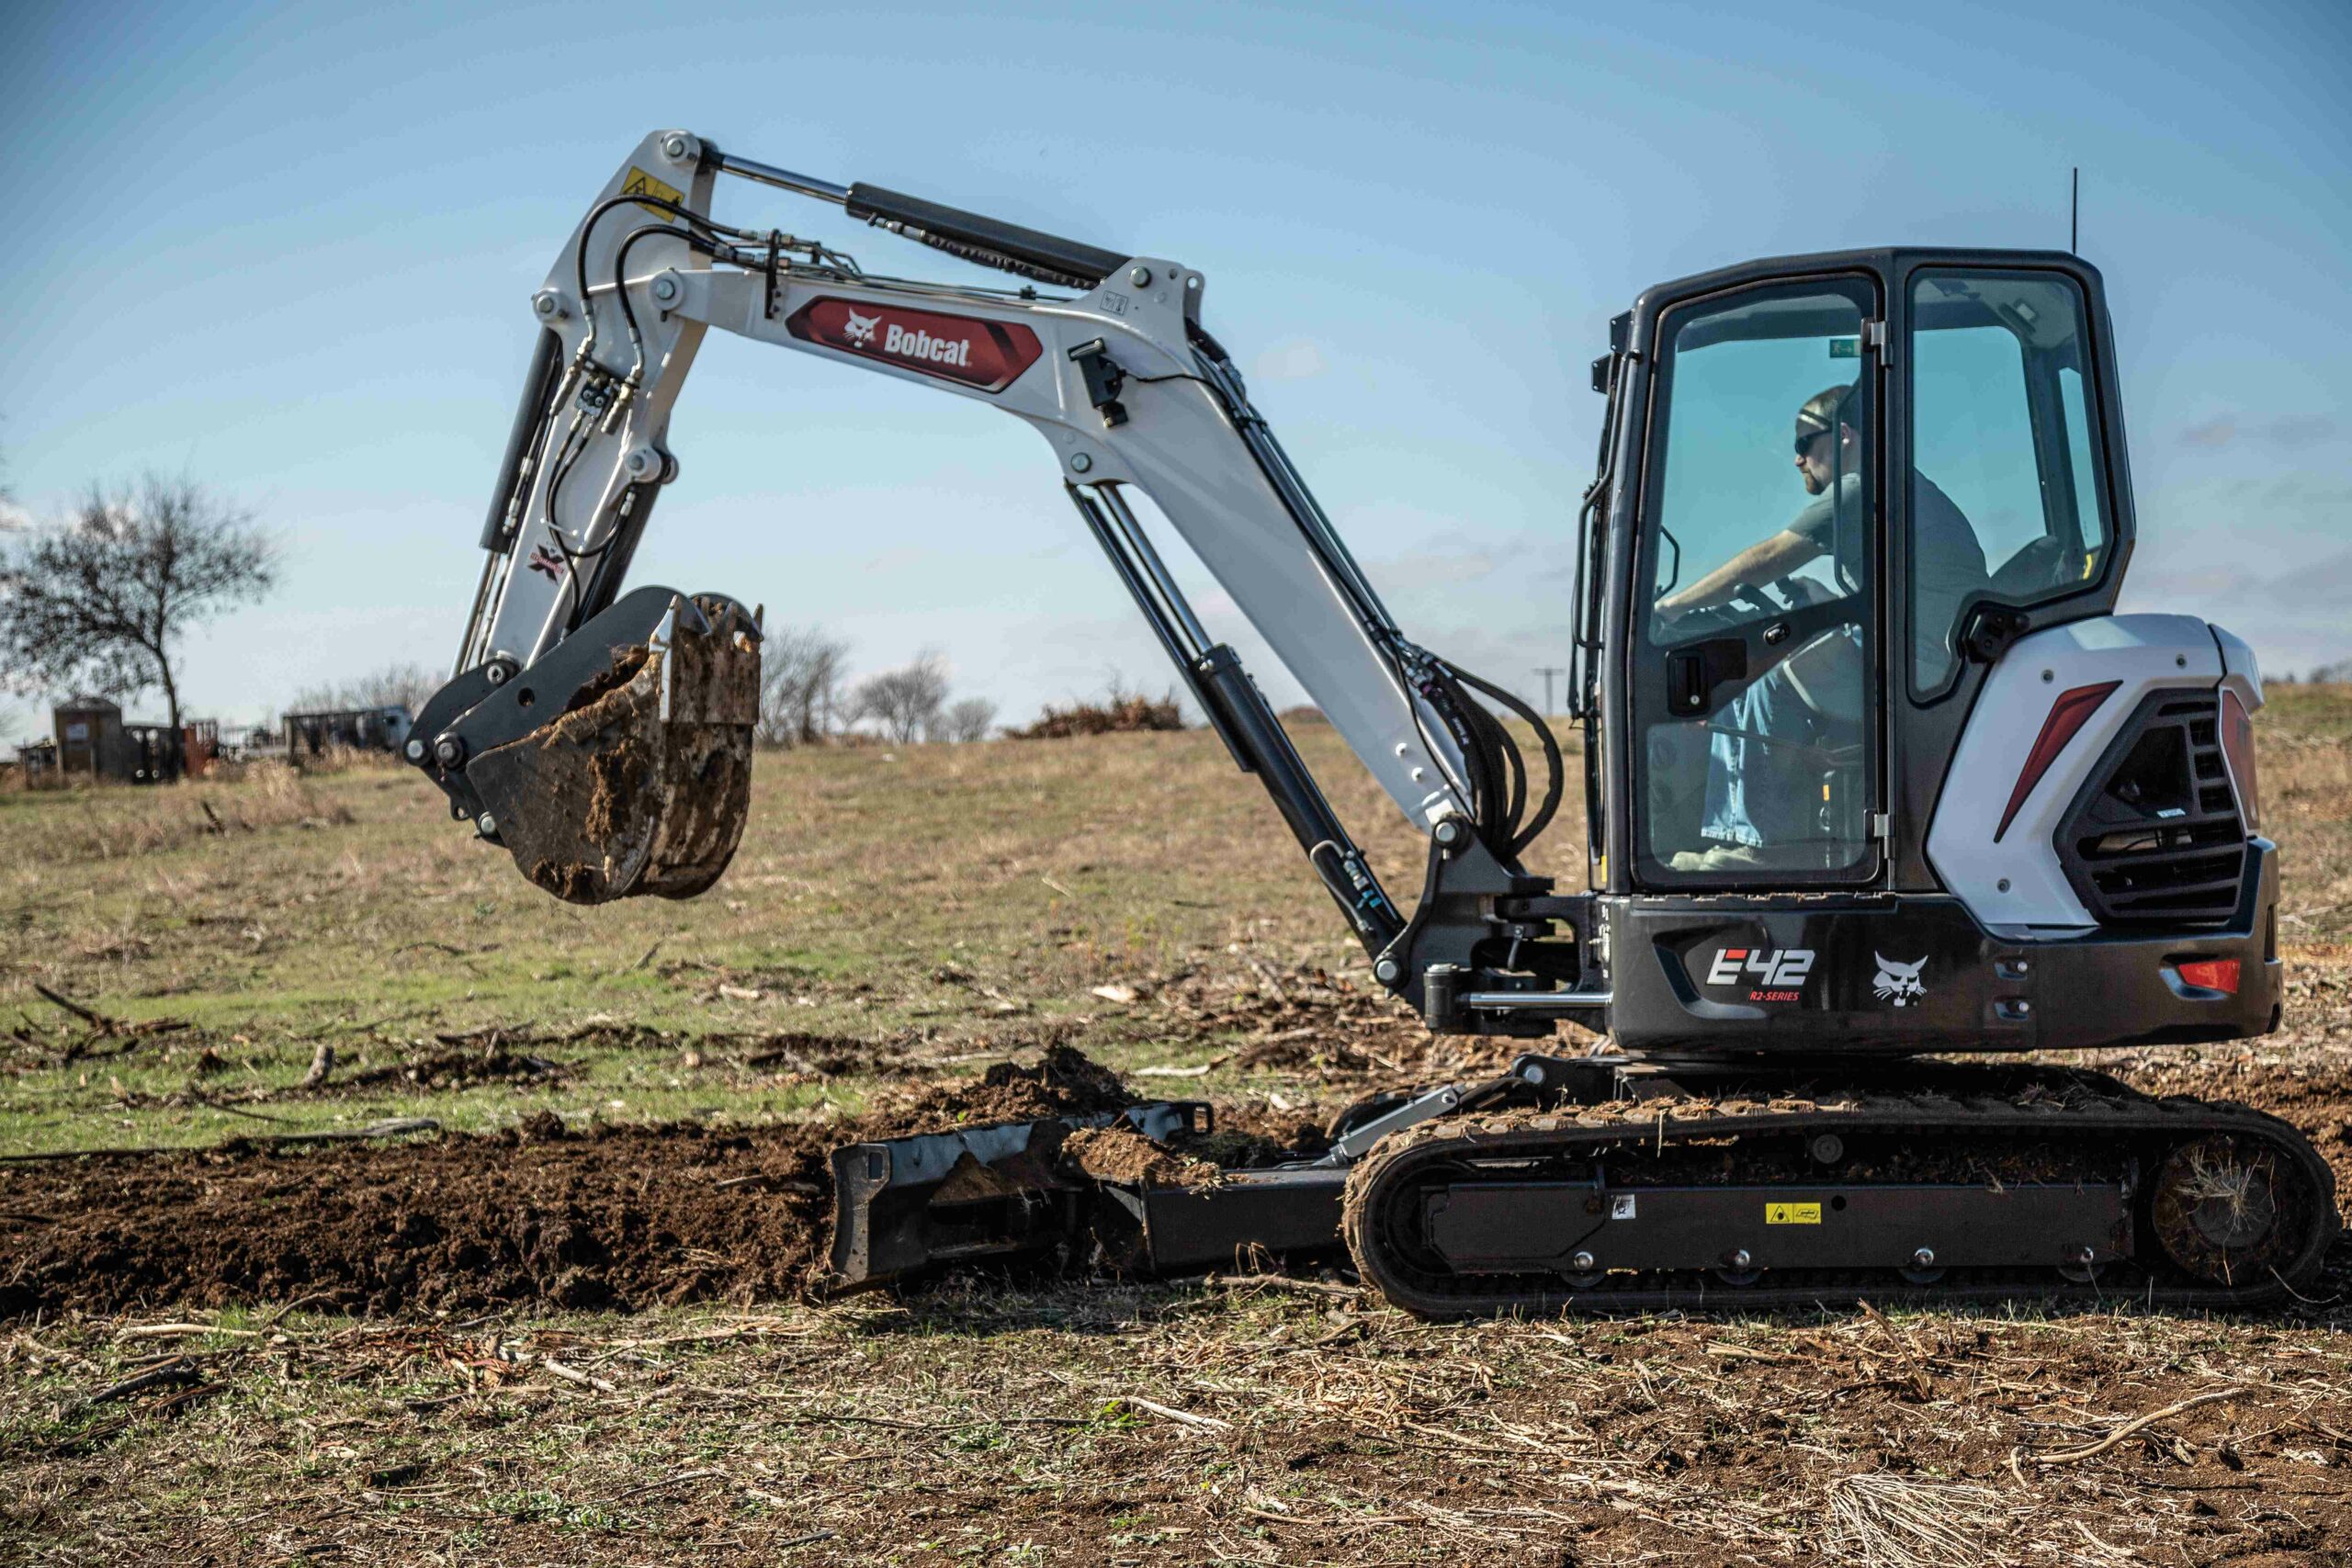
[2058,692,2246,925]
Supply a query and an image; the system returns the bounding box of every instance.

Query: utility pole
[1533,665,1566,716]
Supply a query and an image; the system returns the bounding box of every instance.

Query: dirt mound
[0,1047,1151,1321]
[0,1120,842,1319]
[335,1039,572,1092]
[889,1043,1135,1129]
[1059,1126,1221,1189]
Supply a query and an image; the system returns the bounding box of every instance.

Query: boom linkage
[414,129,1593,1025]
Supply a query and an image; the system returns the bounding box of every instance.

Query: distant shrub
[1010,682,1186,739]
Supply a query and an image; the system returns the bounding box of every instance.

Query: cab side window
[1908,272,2112,694]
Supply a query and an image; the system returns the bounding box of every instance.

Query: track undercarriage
[1339,1058,2337,1317]
[827,1054,2339,1319]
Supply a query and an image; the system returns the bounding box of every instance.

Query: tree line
[0,461,1015,755]
[757,631,996,746]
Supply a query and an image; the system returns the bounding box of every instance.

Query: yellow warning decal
[1766,1202,1821,1225]
[620,165,684,217]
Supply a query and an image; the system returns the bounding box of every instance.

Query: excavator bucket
[461,592,762,904]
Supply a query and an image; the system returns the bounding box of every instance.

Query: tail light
[2219,688,2261,831]
[2175,958,2241,994]
[1996,682,2120,840]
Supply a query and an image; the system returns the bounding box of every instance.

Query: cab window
[1908,271,2112,694]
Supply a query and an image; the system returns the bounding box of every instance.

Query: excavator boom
[413,130,1583,1026]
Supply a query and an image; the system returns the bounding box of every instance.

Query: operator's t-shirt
[1787,470,1987,678]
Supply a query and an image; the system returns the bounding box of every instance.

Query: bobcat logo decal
[1872,953,1928,1008]
[842,309,881,346]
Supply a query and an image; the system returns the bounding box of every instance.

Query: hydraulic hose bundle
[1409,655,1566,863]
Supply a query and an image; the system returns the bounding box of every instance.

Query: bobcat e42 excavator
[407,130,2337,1315]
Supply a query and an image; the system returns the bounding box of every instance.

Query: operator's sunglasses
[1794,429,1832,457]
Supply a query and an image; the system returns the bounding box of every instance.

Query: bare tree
[0,473,276,770]
[756,626,851,747]
[288,661,441,718]
[851,650,949,743]
[942,696,998,743]
[348,662,440,715]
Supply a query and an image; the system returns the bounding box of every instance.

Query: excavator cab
[1562,251,2283,1056]
[1581,252,2125,898]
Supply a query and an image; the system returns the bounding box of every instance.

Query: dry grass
[1822,1473,2007,1568]
[1,693,2349,1563]
[19,761,360,864]
[4,1287,2346,1565]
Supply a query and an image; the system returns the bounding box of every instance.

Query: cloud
[2259,472,2352,511]
[2178,412,2341,451]
[2120,547,2352,678]
[2267,414,2341,449]
[0,498,30,532]
[1251,337,1329,382]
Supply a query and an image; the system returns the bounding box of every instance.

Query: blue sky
[3,0,2346,744]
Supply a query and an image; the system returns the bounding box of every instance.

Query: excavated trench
[0,1048,1263,1318]
[2,1047,2345,1320]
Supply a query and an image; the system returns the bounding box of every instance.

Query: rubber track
[1341,1077,2340,1319]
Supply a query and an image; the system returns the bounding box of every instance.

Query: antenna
[2070,166,2079,254]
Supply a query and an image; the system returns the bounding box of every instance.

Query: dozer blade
[464,590,762,904]
[827,1103,1212,1295]
[825,1101,1354,1294]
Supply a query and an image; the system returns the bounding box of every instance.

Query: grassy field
[0,720,1600,1155]
[3,694,2350,1565]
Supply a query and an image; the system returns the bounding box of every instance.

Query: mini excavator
[408,131,2337,1315]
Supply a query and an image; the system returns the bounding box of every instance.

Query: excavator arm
[412,130,1589,1023]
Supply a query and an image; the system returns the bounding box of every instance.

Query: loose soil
[884,1042,1136,1125]
[7,1046,2349,1325]
[0,1118,842,1318]
[0,1048,1148,1320]
[331,1038,572,1092]
[1058,1124,1222,1188]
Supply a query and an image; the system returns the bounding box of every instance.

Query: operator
[1659,382,1987,667]
[1658,384,1987,869]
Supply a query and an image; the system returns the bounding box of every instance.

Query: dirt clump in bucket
[1059,1125,1222,1189]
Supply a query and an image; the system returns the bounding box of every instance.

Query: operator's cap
[1795,383,1858,452]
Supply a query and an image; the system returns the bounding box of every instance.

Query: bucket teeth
[468,593,761,904]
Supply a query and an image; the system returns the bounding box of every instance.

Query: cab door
[1625,274,1886,889]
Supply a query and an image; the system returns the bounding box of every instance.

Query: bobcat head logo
[1872,953,1928,1008]
[842,309,881,346]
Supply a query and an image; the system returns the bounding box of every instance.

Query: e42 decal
[1703,946,1815,1002]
